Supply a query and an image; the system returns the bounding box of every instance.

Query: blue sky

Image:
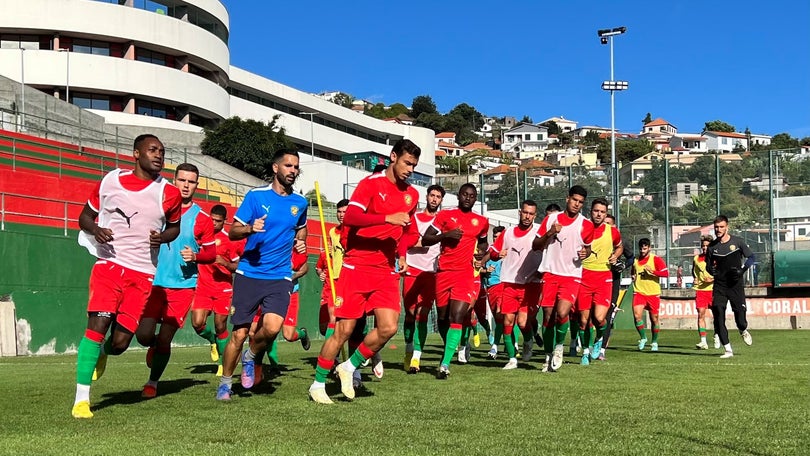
[222,0,810,138]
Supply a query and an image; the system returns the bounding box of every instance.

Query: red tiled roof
[484,164,512,176]
[438,141,462,149]
[707,131,747,139]
[436,132,456,138]
[463,142,493,151]
[520,159,553,169]
[644,118,672,127]
[435,150,447,157]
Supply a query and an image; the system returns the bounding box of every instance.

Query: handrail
[0,191,83,236]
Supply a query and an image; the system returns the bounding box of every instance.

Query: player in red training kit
[421,183,489,379]
[308,139,420,404]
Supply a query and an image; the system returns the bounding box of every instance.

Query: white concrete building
[669,134,708,153]
[501,123,549,159]
[540,116,577,133]
[703,131,748,152]
[0,0,436,196]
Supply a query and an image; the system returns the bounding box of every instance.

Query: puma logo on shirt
[114,207,138,228]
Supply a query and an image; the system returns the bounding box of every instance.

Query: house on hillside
[640,118,677,152]
[703,131,748,152]
[541,116,578,133]
[749,133,772,148]
[571,125,611,138]
[669,182,700,208]
[501,123,549,159]
[669,134,708,154]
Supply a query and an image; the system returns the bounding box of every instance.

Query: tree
[704,120,735,133]
[415,112,446,133]
[200,116,293,180]
[581,130,602,146]
[331,92,354,108]
[410,95,438,119]
[596,138,654,164]
[770,132,800,150]
[520,115,533,124]
[642,113,653,125]
[542,120,561,136]
[801,137,810,146]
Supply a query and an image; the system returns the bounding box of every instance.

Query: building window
[722,138,728,145]
[71,93,110,110]
[136,48,166,66]
[524,134,531,141]
[684,185,691,195]
[538,134,544,141]
[72,39,110,56]
[137,100,174,119]
[1,34,40,50]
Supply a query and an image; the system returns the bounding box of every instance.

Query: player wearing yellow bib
[692,235,714,350]
[631,238,668,351]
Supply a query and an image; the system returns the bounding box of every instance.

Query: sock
[438,318,450,344]
[215,330,229,365]
[440,323,463,366]
[699,327,707,342]
[555,317,570,349]
[287,329,300,342]
[324,323,335,340]
[195,319,216,343]
[76,329,104,387]
[268,338,279,365]
[347,342,374,371]
[314,356,335,383]
[219,375,233,388]
[244,349,256,362]
[724,343,732,353]
[504,325,516,359]
[403,320,415,344]
[635,320,646,340]
[494,322,504,346]
[585,326,594,350]
[412,350,422,361]
[149,347,171,382]
[75,384,90,404]
[652,324,660,343]
[595,324,607,343]
[414,319,427,352]
[460,326,471,348]
[576,328,585,351]
[542,322,555,354]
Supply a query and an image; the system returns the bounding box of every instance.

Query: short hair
[700,235,714,242]
[175,162,199,177]
[273,148,299,164]
[521,199,537,209]
[372,164,387,173]
[638,238,651,248]
[591,197,609,209]
[569,185,588,199]
[427,184,446,197]
[493,226,506,235]
[336,199,350,209]
[391,139,421,158]
[714,215,729,224]
[211,204,227,218]
[545,203,561,213]
[459,182,477,194]
[134,134,159,150]
[605,213,615,221]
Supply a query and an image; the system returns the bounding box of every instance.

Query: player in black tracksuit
[705,215,755,358]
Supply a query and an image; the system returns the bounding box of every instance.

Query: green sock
[324,326,335,340]
[414,320,427,352]
[76,337,102,386]
[268,339,279,365]
[314,359,332,383]
[652,324,660,343]
[349,347,369,369]
[297,328,306,340]
[595,324,607,343]
[556,320,570,348]
[543,324,555,353]
[504,331,516,359]
[149,349,171,382]
[586,326,594,350]
[215,334,228,366]
[440,325,463,366]
[635,320,646,340]
[577,328,585,350]
[460,326,471,348]
[403,320,415,345]
[196,319,216,343]
[494,322,503,345]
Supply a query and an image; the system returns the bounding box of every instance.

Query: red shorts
[402,268,436,312]
[143,286,195,328]
[435,269,478,308]
[576,269,613,312]
[633,292,660,314]
[501,282,542,314]
[487,283,504,313]
[192,284,232,316]
[539,273,581,308]
[87,260,154,334]
[320,279,336,308]
[695,290,712,309]
[334,267,400,320]
[284,292,300,327]
[470,276,482,305]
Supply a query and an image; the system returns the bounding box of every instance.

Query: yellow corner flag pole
[314,181,346,360]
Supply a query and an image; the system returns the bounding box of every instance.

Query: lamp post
[598,26,628,228]
[58,48,70,103]
[299,111,318,161]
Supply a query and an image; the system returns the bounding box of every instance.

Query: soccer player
[421,183,489,379]
[692,235,714,350]
[400,184,445,373]
[631,238,668,351]
[533,185,593,372]
[484,226,505,359]
[705,215,755,358]
[136,163,216,398]
[72,134,181,418]
[308,139,420,404]
[599,213,633,360]
[216,149,308,401]
[315,199,349,339]
[576,198,622,365]
[191,204,241,376]
[487,200,543,369]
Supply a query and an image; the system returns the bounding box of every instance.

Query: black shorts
[230,274,292,326]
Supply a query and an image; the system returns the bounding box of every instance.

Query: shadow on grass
[656,431,769,456]
[187,364,217,375]
[94,378,207,411]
